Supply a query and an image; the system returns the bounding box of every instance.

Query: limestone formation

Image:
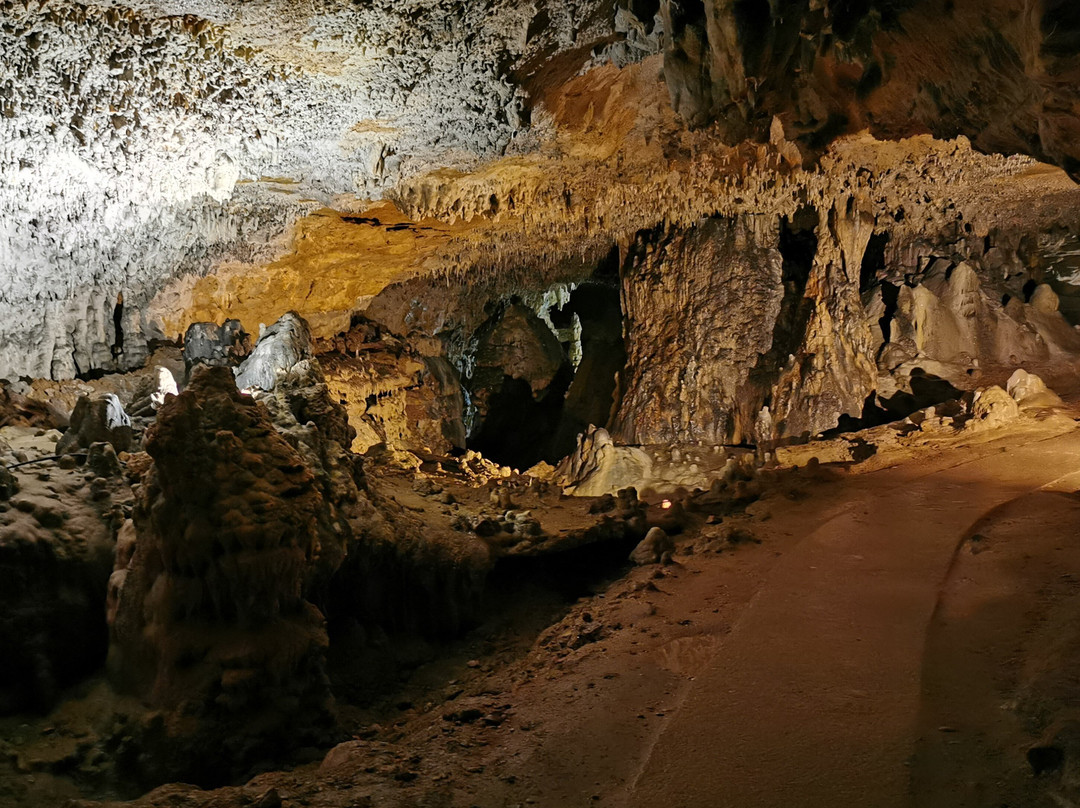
[629,527,674,565]
[0,449,122,713]
[183,320,252,371]
[56,394,134,455]
[107,365,334,785]
[1007,369,1065,410]
[318,322,466,456]
[0,0,634,379]
[234,312,314,393]
[613,204,876,444]
[557,426,652,498]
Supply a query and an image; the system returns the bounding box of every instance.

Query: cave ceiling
[2,0,1080,380]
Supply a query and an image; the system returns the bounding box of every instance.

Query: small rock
[629,527,674,565]
[970,386,1019,428]
[253,788,282,808]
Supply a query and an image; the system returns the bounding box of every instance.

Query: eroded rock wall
[612,201,877,445]
[661,0,1080,173]
[612,215,784,445]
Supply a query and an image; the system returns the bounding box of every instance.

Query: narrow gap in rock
[733,0,772,74]
[747,208,818,407]
[111,292,125,362]
[879,281,900,344]
[860,231,889,292]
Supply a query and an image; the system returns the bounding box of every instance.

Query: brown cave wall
[662,0,1080,174]
[611,200,876,446]
[612,214,785,445]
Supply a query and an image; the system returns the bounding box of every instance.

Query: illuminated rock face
[0,0,633,380]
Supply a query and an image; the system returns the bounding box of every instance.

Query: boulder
[234,312,313,392]
[969,386,1020,428]
[1030,284,1060,314]
[56,393,134,455]
[629,527,674,565]
[1007,369,1064,410]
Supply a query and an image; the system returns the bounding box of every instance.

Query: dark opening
[806,112,850,151]
[1042,0,1080,57]
[733,0,772,74]
[668,0,707,30]
[856,60,883,98]
[754,209,818,378]
[111,292,124,360]
[526,8,550,43]
[829,0,872,39]
[879,281,900,344]
[465,265,627,469]
[549,282,627,459]
[629,0,661,27]
[743,208,818,441]
[860,231,889,291]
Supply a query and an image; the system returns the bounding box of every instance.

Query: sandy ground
[8,408,1080,808]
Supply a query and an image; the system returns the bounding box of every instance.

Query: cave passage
[466,274,626,469]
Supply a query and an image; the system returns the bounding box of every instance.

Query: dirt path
[627,417,1080,808]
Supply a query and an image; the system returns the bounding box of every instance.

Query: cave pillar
[769,197,878,439]
[611,214,784,445]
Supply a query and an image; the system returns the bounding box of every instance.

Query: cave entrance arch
[465,261,626,469]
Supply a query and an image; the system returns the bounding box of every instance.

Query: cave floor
[28,410,1080,808]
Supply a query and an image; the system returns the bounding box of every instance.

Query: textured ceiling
[1,0,1079,380]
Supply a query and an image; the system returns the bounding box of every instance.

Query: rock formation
[0,460,120,714]
[107,365,334,785]
[234,312,313,392]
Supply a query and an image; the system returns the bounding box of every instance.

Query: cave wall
[612,215,784,445]
[661,0,1080,173]
[0,0,633,379]
[611,200,877,446]
[6,0,1080,387]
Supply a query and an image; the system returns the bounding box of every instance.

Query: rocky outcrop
[613,215,784,445]
[318,321,467,456]
[612,206,875,444]
[871,260,1080,404]
[107,365,334,786]
[183,320,251,372]
[234,312,314,392]
[556,426,653,497]
[0,450,124,714]
[769,201,879,439]
[0,383,67,431]
[56,394,134,455]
